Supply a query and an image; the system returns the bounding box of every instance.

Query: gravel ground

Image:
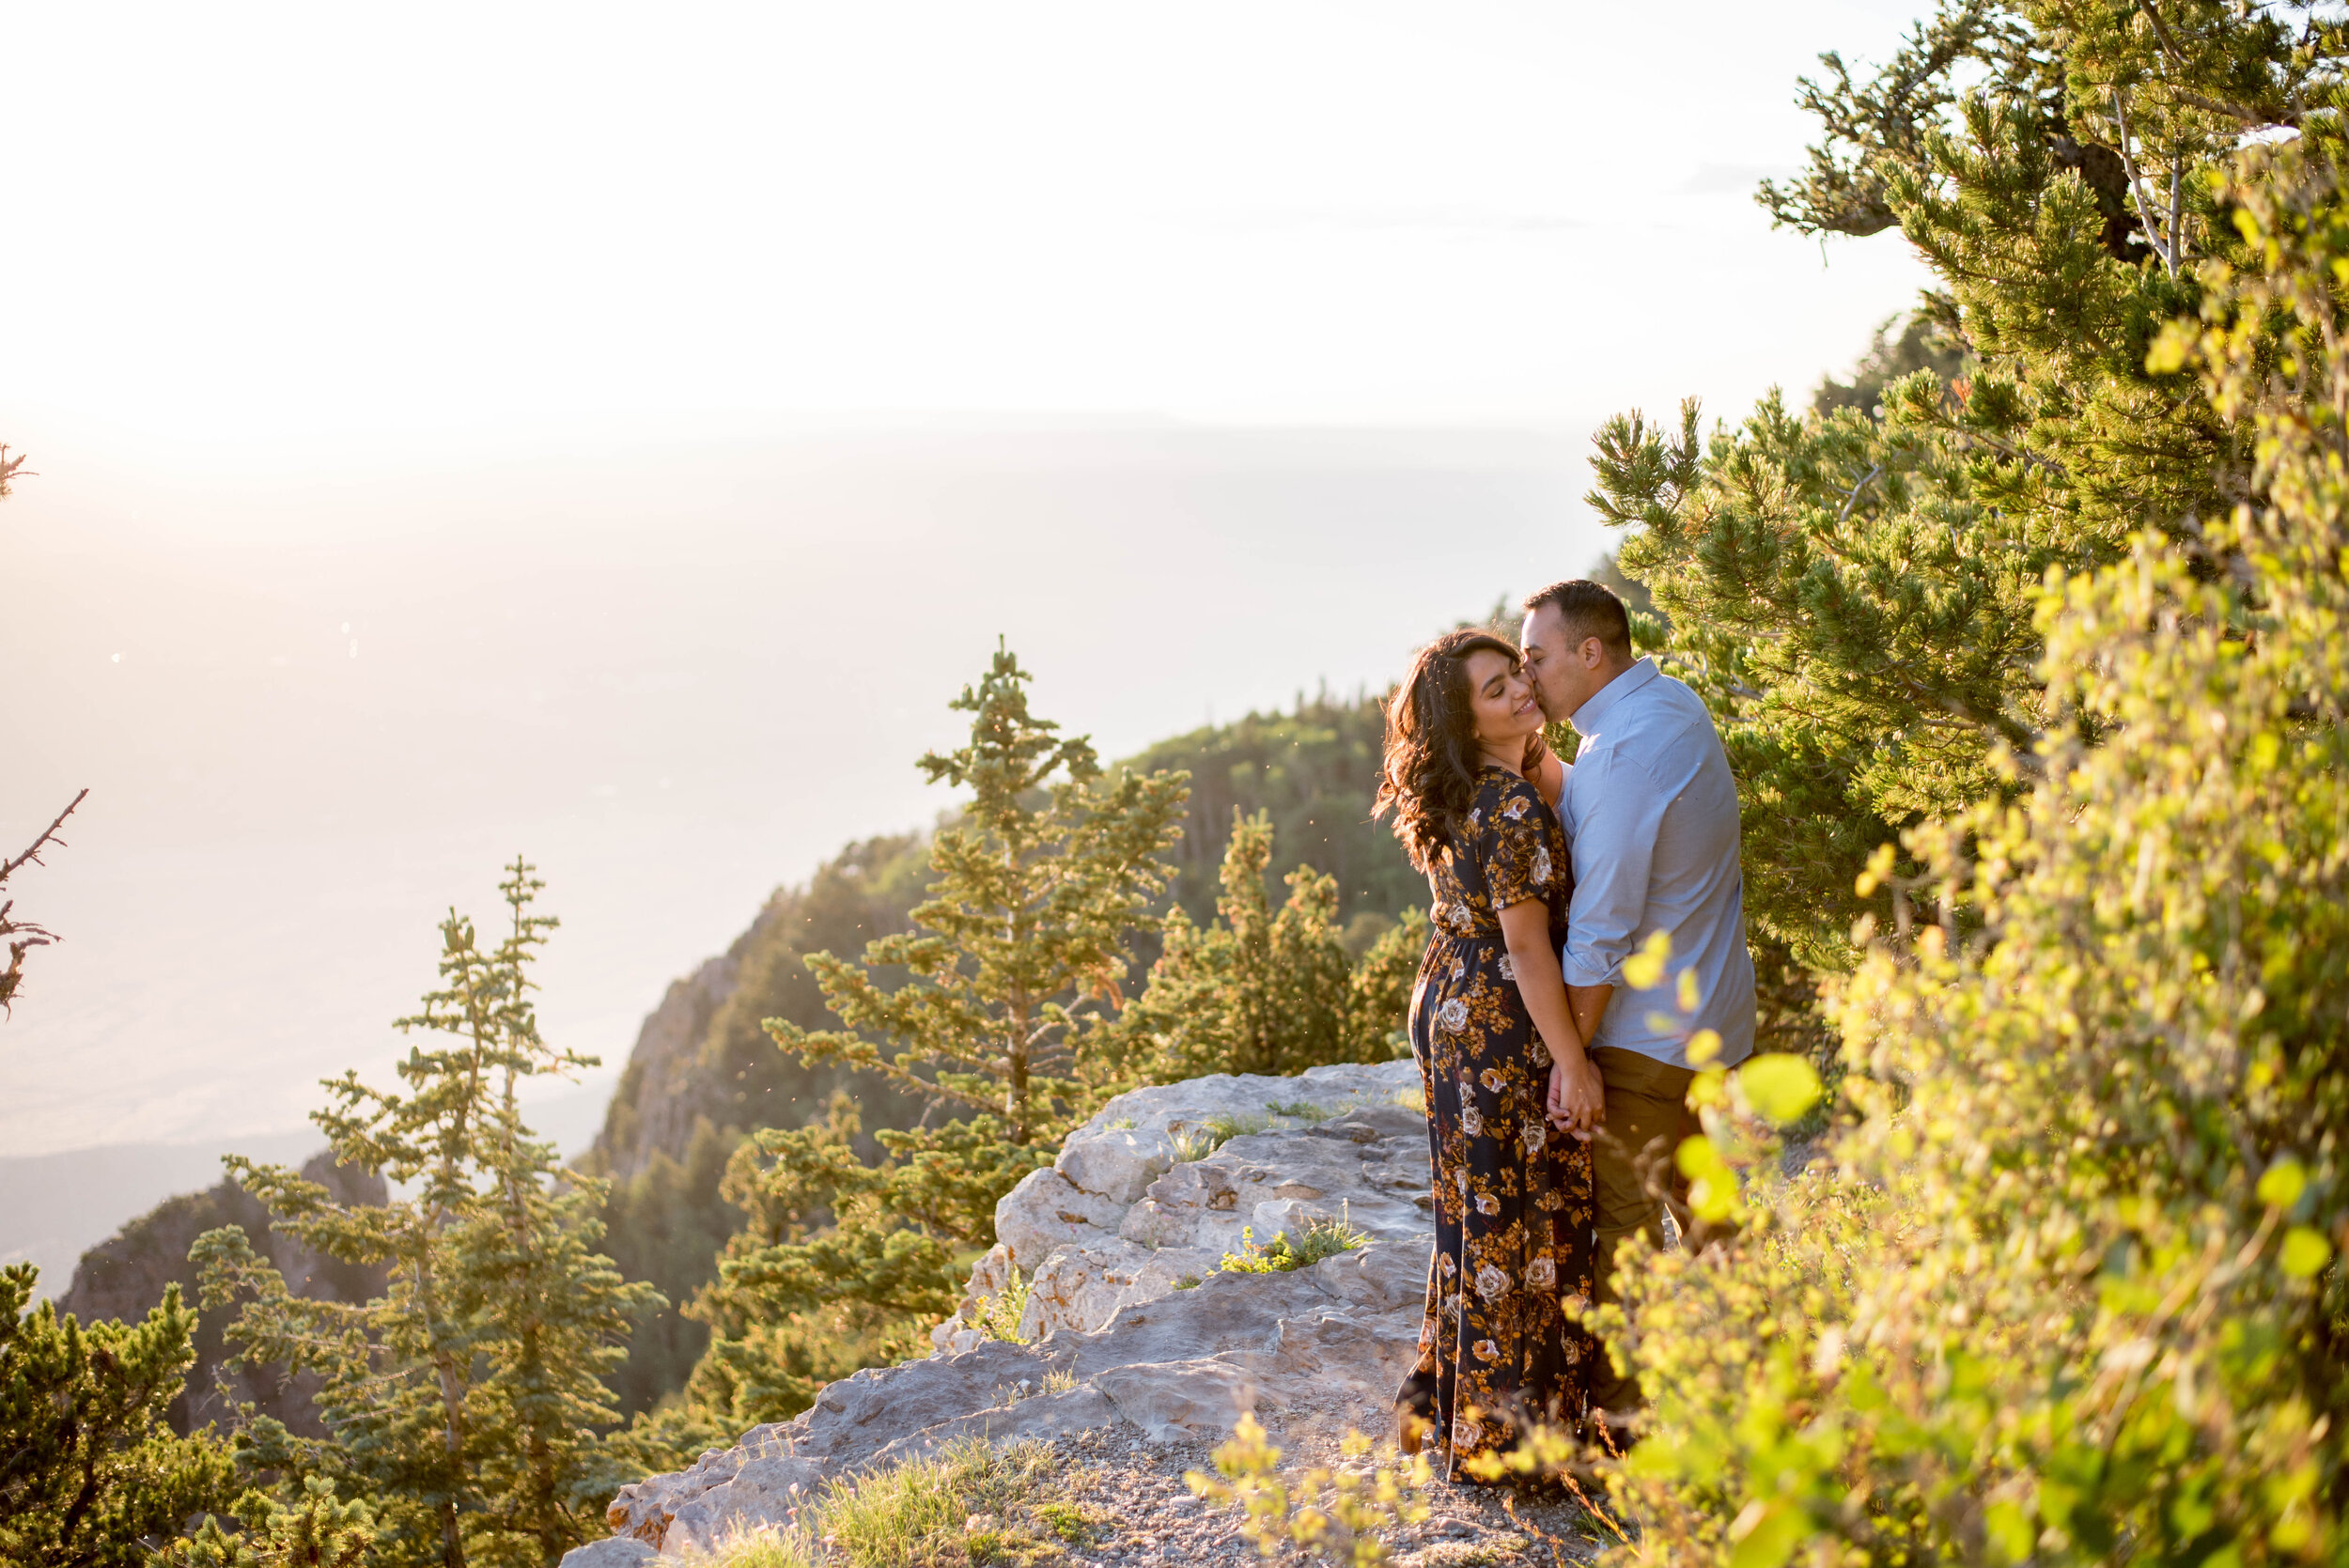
[1032,1427,1609,1568]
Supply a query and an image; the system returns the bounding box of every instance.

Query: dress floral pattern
[1397,765,1596,1478]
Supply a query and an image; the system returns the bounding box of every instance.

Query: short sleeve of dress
[1480,781,1554,911]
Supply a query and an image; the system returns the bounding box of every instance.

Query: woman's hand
[1520,729,1564,806]
[1498,896,1599,1138]
[1547,1054,1605,1141]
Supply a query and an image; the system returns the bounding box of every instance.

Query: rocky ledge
[583,1060,1436,1561]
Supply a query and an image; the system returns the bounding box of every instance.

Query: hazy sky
[1,1,1937,1165]
[4,1,1932,449]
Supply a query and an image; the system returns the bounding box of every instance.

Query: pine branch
[2136,0,2301,128]
[1836,465,1885,526]
[2109,89,2178,279]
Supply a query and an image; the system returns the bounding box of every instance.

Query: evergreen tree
[1109,810,1428,1081]
[167,1476,379,1568]
[1120,692,1420,931]
[586,699,1434,1422]
[0,1264,236,1568]
[194,862,659,1568]
[1584,0,2329,1017]
[672,1094,945,1429]
[770,644,1190,1144]
[680,648,1186,1426]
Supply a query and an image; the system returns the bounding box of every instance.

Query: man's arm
[1561,749,1666,1017]
[1567,983,1611,1048]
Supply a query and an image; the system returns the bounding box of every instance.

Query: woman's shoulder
[1472,766,1548,825]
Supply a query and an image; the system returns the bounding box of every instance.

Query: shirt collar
[1570,656,1659,730]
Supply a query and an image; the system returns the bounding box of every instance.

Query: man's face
[1520,602,1605,721]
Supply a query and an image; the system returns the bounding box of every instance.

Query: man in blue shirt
[1519,578,1757,1419]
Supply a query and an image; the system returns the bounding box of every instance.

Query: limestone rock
[559,1539,659,1568]
[1095,1358,1267,1442]
[589,1059,1436,1558]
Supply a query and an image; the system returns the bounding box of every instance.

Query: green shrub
[1583,135,2349,1568]
[1189,1417,1429,1566]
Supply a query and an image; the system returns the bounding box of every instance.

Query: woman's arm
[1498,898,1605,1139]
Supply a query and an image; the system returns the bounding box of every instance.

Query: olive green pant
[1586,1047,1719,1414]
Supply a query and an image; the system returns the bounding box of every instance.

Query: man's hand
[1547,1054,1605,1141]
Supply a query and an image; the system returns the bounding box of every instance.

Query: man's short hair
[1524,579,1631,657]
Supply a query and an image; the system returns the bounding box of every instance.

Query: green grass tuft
[1169,1126,1221,1162]
[1217,1212,1370,1275]
[973,1265,1029,1343]
[813,1437,1061,1567]
[699,1529,821,1568]
[1204,1111,1269,1142]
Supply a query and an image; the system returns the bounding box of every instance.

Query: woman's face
[1463,647,1542,751]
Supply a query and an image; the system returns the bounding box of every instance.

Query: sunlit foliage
[1591,127,2349,1568]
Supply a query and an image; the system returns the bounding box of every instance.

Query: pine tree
[194,862,659,1568]
[166,1475,379,1568]
[1586,0,2329,986]
[672,1094,945,1429]
[1109,810,1426,1081]
[1,1264,236,1568]
[680,648,1186,1425]
[770,644,1190,1145]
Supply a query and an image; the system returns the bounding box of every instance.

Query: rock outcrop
[588,1060,1433,1560]
[58,1150,387,1436]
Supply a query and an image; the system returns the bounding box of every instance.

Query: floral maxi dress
[1395,765,1597,1477]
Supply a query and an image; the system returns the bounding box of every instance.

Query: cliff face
[592,951,747,1184]
[57,1150,386,1436]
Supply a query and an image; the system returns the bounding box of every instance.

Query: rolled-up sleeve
[1561,748,1666,989]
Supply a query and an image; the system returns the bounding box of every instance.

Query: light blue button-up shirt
[1550,659,1756,1070]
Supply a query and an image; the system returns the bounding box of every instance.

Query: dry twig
[1,788,89,1015]
[0,444,33,500]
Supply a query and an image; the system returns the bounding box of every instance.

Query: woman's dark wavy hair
[1374,629,1521,873]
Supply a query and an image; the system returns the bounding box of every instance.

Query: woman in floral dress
[1373,629,1604,1477]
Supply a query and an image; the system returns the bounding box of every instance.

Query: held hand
[1521,729,1556,777]
[1548,1057,1605,1141]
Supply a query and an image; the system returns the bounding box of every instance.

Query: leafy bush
[1188,1416,1430,1566]
[1586,133,2349,1568]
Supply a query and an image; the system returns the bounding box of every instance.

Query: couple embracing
[1374,579,1756,1476]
